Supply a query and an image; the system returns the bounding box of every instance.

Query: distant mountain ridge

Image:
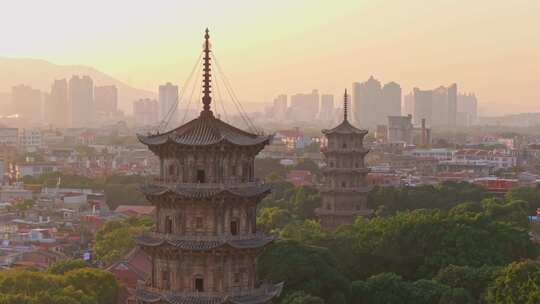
[0,57,155,113]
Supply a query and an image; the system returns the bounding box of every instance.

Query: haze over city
[2,2,540,304]
[1,0,539,116]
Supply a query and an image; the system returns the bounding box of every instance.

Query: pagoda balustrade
[150,177,264,188]
[141,231,268,241]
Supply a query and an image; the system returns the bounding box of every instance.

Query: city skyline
[1,1,539,116]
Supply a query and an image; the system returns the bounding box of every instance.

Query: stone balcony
[136,282,284,304]
[141,231,271,242]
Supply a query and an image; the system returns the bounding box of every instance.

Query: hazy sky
[1,0,539,115]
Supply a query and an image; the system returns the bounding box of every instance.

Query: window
[230,220,238,235]
[165,216,173,234]
[196,217,203,229]
[342,143,347,149]
[341,182,346,188]
[195,278,204,292]
[169,164,176,176]
[234,273,241,283]
[196,170,206,183]
[162,271,170,289]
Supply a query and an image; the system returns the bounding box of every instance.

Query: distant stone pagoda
[315,90,372,229]
[134,29,283,304]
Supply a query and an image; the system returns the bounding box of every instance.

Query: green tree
[48,259,88,275]
[434,265,500,303]
[257,207,292,233]
[279,220,327,244]
[486,260,540,304]
[94,217,152,264]
[280,291,325,304]
[65,268,119,304]
[258,241,349,303]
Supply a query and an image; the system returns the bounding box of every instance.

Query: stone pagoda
[134,29,283,304]
[315,89,372,229]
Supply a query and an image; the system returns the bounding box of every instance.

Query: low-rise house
[287,170,313,187]
[114,205,155,217]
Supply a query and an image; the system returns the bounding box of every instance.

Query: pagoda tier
[137,111,271,150]
[135,232,274,251]
[139,181,271,200]
[135,29,280,304]
[316,90,373,229]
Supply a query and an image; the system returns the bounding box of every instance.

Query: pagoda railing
[138,281,279,298]
[150,177,265,189]
[141,231,272,242]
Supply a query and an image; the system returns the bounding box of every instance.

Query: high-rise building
[403,92,414,117]
[413,88,433,126]
[319,94,335,122]
[316,90,372,229]
[133,98,159,126]
[11,85,42,124]
[382,82,401,117]
[289,90,319,122]
[352,76,401,128]
[272,94,287,120]
[388,115,414,144]
[94,85,118,115]
[412,84,457,127]
[457,93,478,126]
[69,75,94,128]
[352,76,381,128]
[134,30,282,304]
[158,82,179,129]
[45,79,68,127]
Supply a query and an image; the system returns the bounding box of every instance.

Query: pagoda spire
[343,89,348,121]
[201,28,213,117]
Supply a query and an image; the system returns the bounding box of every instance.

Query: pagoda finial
[201,28,213,117]
[343,89,348,121]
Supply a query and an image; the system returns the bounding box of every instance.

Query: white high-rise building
[319,94,335,122]
[457,93,478,126]
[69,75,94,128]
[46,79,68,127]
[412,84,457,127]
[134,98,159,126]
[352,76,401,128]
[289,90,319,122]
[273,94,287,120]
[159,82,179,128]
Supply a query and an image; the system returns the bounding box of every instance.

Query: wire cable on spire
[158,51,203,132]
[211,53,261,134]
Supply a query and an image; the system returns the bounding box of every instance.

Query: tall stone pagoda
[134,29,283,304]
[315,89,372,229]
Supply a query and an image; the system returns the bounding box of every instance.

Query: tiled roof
[137,116,271,148]
[134,234,275,251]
[139,184,271,199]
[322,120,368,135]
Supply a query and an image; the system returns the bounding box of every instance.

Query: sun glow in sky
[1,0,539,114]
